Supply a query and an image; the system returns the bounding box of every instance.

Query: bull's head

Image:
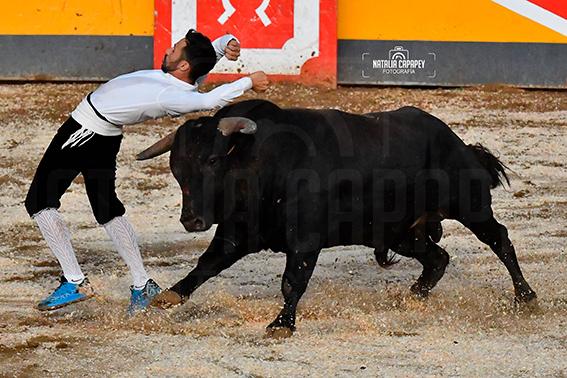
[137,116,258,232]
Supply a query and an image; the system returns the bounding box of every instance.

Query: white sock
[33,208,85,283]
[103,216,149,289]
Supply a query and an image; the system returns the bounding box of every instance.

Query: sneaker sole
[36,293,95,311]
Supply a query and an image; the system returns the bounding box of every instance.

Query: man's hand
[249,71,269,92]
[224,39,241,61]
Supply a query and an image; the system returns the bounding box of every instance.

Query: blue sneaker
[37,277,94,311]
[128,279,162,315]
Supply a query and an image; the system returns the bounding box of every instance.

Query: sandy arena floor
[0,83,566,377]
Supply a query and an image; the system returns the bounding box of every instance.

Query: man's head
[161,29,217,83]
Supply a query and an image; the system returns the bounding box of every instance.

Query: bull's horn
[136,131,176,160]
[218,117,257,136]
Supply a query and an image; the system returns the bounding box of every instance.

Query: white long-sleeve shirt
[71,35,250,136]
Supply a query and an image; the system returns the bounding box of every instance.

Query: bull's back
[271,106,461,174]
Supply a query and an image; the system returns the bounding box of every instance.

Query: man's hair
[182,29,217,83]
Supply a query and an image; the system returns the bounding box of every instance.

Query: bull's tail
[467,143,510,189]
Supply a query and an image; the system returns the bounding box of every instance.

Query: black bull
[137,99,536,336]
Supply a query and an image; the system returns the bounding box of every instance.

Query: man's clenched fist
[249,71,270,92]
[224,39,241,61]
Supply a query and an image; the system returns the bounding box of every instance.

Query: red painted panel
[196,0,294,49]
[154,0,337,87]
[154,0,172,69]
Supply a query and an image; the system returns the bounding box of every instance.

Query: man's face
[161,39,189,73]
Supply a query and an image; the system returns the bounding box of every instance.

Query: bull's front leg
[266,250,320,338]
[151,236,247,308]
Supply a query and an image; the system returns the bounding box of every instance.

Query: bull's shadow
[137,99,537,337]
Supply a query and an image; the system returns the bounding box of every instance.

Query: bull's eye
[208,156,219,165]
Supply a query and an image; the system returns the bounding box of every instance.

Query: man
[24,29,269,314]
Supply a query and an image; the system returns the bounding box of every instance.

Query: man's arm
[160,72,269,116]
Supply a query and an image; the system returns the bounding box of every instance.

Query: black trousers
[25,117,125,224]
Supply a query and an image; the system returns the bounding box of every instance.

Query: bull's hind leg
[463,216,537,304]
[410,240,450,298]
[266,251,320,338]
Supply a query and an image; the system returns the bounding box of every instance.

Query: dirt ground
[0,82,565,377]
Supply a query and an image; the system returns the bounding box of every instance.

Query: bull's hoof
[514,291,539,313]
[265,326,294,339]
[150,290,184,309]
[410,283,430,299]
[516,290,537,303]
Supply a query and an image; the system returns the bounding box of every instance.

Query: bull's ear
[136,131,176,160]
[217,117,257,136]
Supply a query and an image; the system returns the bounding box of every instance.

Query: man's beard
[161,55,179,73]
[160,55,170,73]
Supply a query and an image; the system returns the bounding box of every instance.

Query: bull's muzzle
[180,213,210,232]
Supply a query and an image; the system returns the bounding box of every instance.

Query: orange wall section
[338,0,567,43]
[0,0,153,36]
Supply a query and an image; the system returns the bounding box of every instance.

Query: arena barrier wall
[337,0,567,88]
[0,1,154,80]
[0,0,565,88]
